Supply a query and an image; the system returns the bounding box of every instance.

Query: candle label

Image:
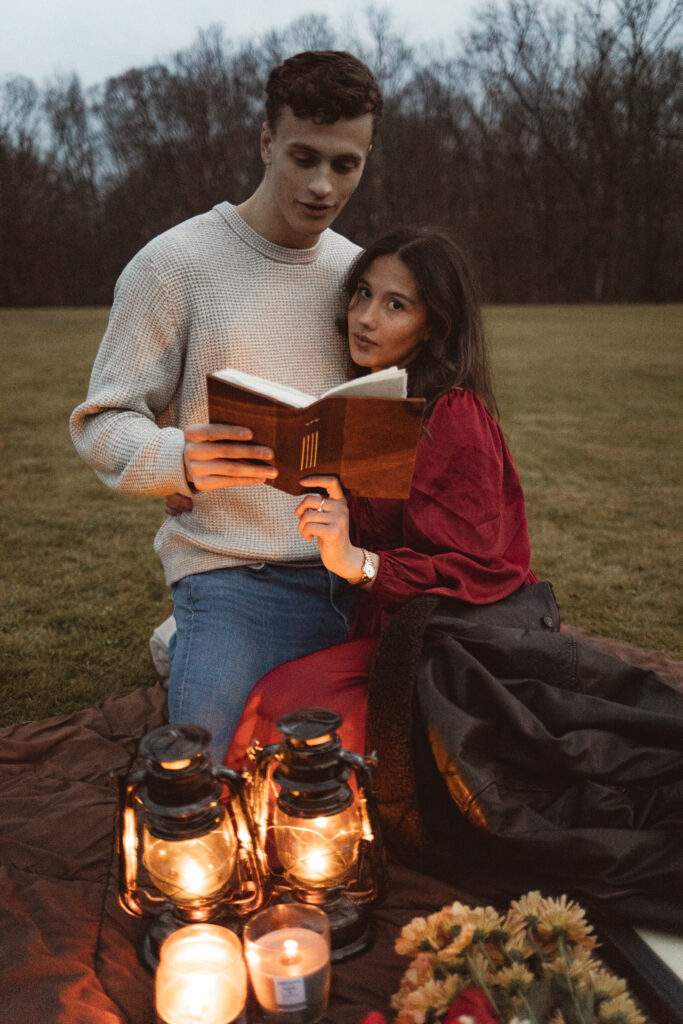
[273,976,306,1009]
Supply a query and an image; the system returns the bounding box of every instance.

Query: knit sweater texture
[70,202,360,585]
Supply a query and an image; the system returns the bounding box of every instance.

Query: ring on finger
[317,498,326,512]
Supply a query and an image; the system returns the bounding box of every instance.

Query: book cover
[207,368,425,498]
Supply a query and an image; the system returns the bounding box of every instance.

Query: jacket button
[542,615,555,628]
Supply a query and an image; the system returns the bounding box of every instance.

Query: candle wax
[247,927,329,1016]
[156,931,246,1024]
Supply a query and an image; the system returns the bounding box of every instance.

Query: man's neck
[236,188,320,250]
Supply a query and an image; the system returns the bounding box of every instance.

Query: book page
[321,366,407,400]
[210,364,407,407]
[210,367,315,408]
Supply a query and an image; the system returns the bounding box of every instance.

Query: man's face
[258,106,374,248]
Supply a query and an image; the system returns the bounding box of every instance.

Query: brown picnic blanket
[0,681,473,1024]
[0,629,681,1024]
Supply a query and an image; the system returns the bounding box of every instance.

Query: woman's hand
[297,475,365,582]
[165,492,194,516]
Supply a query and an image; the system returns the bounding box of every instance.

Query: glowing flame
[282,939,299,964]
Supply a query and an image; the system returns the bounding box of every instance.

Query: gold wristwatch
[353,548,377,586]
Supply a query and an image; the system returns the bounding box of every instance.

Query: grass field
[1,305,681,728]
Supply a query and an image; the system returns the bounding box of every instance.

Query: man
[70,51,382,758]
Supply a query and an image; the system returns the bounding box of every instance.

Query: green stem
[463,950,503,1021]
[517,989,540,1024]
[558,934,588,1024]
[478,939,500,976]
[526,924,547,962]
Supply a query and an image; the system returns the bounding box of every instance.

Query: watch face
[364,555,376,579]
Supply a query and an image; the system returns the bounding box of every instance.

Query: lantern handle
[213,766,269,913]
[111,770,173,918]
[244,741,285,859]
[339,750,388,905]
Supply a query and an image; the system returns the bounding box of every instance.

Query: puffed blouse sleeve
[349,389,535,610]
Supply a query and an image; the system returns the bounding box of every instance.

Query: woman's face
[347,254,429,372]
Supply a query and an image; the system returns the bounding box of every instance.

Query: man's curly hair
[265,50,383,137]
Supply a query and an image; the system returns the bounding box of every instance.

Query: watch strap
[352,548,377,586]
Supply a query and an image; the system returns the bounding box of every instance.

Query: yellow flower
[396,1007,426,1024]
[470,904,505,939]
[506,890,546,938]
[587,967,628,1002]
[597,991,646,1024]
[391,892,642,1024]
[396,916,440,956]
[392,953,439,1007]
[436,922,475,962]
[502,940,533,966]
[492,962,535,993]
[425,910,452,948]
[534,894,598,951]
[400,975,463,1018]
[436,902,476,945]
[437,973,465,1010]
[543,945,598,981]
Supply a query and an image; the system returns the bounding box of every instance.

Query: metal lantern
[248,708,387,962]
[115,723,266,968]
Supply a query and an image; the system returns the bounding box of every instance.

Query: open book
[207,365,425,498]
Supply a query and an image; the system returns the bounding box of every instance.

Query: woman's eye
[358,286,371,299]
[388,299,403,311]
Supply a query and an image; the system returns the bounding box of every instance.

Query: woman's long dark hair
[343,228,498,417]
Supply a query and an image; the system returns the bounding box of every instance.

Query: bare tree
[0,1,680,305]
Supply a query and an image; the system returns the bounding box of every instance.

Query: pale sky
[1,0,481,87]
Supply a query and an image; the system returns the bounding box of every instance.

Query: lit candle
[156,924,247,1024]
[244,906,331,1023]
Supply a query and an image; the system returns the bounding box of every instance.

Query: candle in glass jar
[156,924,246,1024]
[246,926,330,1021]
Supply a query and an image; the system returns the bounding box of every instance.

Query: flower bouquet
[384,891,645,1024]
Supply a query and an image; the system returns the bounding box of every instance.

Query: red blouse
[223,390,537,768]
[349,389,536,620]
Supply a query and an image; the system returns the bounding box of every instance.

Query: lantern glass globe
[142,818,237,907]
[272,803,362,890]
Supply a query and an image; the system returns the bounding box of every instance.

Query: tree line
[1,0,680,306]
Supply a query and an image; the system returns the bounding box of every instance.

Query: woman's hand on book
[183,422,278,490]
[297,476,365,582]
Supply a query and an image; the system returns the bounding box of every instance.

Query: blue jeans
[168,564,356,761]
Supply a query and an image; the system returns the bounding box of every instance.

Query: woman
[223,228,537,767]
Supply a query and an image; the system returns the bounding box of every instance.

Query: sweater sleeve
[69,250,191,497]
[358,390,534,610]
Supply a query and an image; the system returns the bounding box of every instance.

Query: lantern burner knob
[276,708,342,743]
[139,724,211,765]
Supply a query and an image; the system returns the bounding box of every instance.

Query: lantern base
[139,910,181,971]
[280,889,372,962]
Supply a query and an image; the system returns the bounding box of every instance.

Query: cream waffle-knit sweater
[70,202,359,585]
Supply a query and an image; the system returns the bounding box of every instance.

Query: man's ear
[260,122,273,164]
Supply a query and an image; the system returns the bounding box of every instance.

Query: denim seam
[176,576,195,718]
